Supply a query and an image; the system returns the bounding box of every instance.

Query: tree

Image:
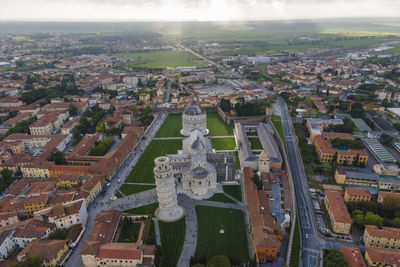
[380,134,394,146]
[11,256,43,267]
[1,168,13,184]
[220,98,231,113]
[352,210,365,228]
[323,249,348,267]
[322,162,332,174]
[364,212,383,227]
[127,104,139,116]
[68,104,78,116]
[207,255,231,267]
[48,228,68,240]
[47,149,66,165]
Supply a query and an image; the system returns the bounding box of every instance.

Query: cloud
[0,0,399,20]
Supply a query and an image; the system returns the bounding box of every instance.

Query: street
[276,98,360,267]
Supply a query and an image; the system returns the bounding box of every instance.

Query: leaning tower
[154,156,184,222]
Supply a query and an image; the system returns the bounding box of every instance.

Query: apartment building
[324,190,352,234]
[363,225,400,250]
[344,188,373,202]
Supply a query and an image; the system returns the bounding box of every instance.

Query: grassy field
[126,140,182,183]
[233,151,241,170]
[223,185,242,202]
[159,217,186,267]
[118,219,141,243]
[211,138,236,150]
[272,114,284,141]
[389,45,400,54]
[207,112,233,136]
[156,113,182,137]
[194,206,249,263]
[290,219,300,267]
[118,184,155,196]
[249,137,263,150]
[124,203,159,215]
[114,50,205,68]
[207,193,235,203]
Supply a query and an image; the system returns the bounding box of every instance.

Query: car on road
[117,179,121,183]
[106,183,111,187]
[101,190,107,195]
[305,234,309,239]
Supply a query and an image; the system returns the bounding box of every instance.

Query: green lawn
[114,50,205,68]
[118,219,142,243]
[233,151,241,170]
[159,217,186,267]
[124,203,159,215]
[223,185,242,202]
[119,184,156,196]
[126,140,182,183]
[123,204,158,245]
[249,137,263,150]
[194,206,249,263]
[290,219,300,267]
[272,114,284,141]
[156,113,182,137]
[207,112,233,136]
[207,193,235,203]
[211,138,236,150]
[88,136,114,156]
[115,191,123,198]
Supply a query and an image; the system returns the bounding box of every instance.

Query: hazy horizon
[1,0,400,21]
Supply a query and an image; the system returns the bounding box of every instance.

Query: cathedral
[154,100,236,221]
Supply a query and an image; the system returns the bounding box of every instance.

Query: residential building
[377,191,400,203]
[314,135,368,165]
[339,246,366,267]
[34,198,88,229]
[344,188,373,202]
[365,247,400,267]
[0,229,16,259]
[13,219,56,248]
[324,190,352,234]
[363,225,400,250]
[17,239,70,267]
[0,212,19,228]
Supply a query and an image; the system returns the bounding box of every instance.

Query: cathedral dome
[183,98,204,116]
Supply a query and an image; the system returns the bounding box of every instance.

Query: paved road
[276,98,360,267]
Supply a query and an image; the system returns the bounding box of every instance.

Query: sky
[0,0,399,21]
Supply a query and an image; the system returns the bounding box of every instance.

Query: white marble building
[180,98,208,136]
[154,156,184,222]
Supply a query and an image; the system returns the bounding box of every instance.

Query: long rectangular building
[324,190,352,234]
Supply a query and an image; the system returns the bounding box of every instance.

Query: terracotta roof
[322,132,354,140]
[13,219,55,239]
[366,247,400,265]
[18,239,69,262]
[345,188,373,198]
[315,135,367,157]
[378,191,400,200]
[340,246,366,267]
[80,209,121,256]
[325,190,352,224]
[96,243,142,260]
[365,225,400,239]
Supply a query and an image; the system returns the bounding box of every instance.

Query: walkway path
[177,195,198,267]
[124,182,156,186]
[153,137,183,140]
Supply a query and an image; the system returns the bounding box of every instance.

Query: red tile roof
[325,190,352,224]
